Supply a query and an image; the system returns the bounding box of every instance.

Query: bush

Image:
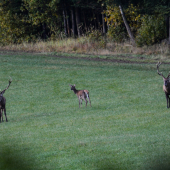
[88,29,102,42]
[136,15,167,46]
[88,29,106,48]
[107,25,127,43]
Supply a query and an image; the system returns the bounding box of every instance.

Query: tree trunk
[165,15,169,37]
[169,16,170,44]
[66,9,71,37]
[119,5,135,45]
[93,13,97,30]
[83,11,87,32]
[71,8,76,37]
[106,16,109,30]
[102,7,106,34]
[75,7,81,37]
[63,9,68,37]
[97,13,100,29]
[42,23,47,39]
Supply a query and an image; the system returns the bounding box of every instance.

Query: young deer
[0,77,12,122]
[69,84,91,108]
[157,62,170,108]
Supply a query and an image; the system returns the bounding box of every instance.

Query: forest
[0,0,170,46]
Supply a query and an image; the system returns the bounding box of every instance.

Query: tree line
[0,0,170,46]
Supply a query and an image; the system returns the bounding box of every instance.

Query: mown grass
[0,53,170,170]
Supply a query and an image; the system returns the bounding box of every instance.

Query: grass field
[0,53,170,170]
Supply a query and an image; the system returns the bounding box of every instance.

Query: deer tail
[84,90,89,98]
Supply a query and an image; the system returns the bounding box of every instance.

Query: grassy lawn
[0,53,170,170]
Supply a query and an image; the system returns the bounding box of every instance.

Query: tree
[22,0,58,39]
[119,5,135,45]
[0,0,34,44]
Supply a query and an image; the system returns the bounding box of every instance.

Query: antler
[0,77,12,95]
[6,76,12,89]
[156,61,165,78]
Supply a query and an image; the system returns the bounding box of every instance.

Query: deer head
[157,62,170,87]
[69,84,76,91]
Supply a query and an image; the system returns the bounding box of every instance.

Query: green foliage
[105,5,124,42]
[88,29,106,48]
[0,0,61,44]
[0,0,169,45]
[136,15,167,46]
[106,4,141,42]
[107,25,127,42]
[21,0,58,26]
[88,29,102,42]
[0,0,39,45]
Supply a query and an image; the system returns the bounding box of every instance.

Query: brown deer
[0,77,12,122]
[69,84,91,108]
[157,61,170,108]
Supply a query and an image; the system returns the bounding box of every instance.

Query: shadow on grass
[94,158,125,170]
[1,143,170,170]
[143,152,170,170]
[0,144,60,170]
[92,152,170,170]
[0,146,39,170]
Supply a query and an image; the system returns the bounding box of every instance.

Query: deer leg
[80,99,83,107]
[84,98,87,107]
[79,99,80,108]
[79,98,83,108]
[0,110,1,123]
[88,96,91,107]
[85,92,91,107]
[4,108,7,122]
[1,109,3,122]
[165,93,169,108]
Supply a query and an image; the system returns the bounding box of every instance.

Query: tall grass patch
[0,35,170,59]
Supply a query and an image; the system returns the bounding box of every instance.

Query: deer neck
[73,88,78,94]
[164,84,170,93]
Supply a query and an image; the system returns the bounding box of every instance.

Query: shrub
[107,25,127,43]
[88,29,103,42]
[136,15,167,46]
[88,29,106,48]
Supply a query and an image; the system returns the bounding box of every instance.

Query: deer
[0,77,12,122]
[157,61,170,108]
[69,84,91,108]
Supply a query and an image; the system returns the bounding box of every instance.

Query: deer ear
[74,84,76,87]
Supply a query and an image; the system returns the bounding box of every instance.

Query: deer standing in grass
[157,62,170,108]
[69,84,91,108]
[0,78,12,122]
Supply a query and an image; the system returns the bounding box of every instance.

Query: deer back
[76,90,86,98]
[83,90,89,94]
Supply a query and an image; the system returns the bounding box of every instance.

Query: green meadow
[0,53,170,170]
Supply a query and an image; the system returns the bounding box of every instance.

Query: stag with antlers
[157,62,170,108]
[69,84,91,108]
[0,77,12,122]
